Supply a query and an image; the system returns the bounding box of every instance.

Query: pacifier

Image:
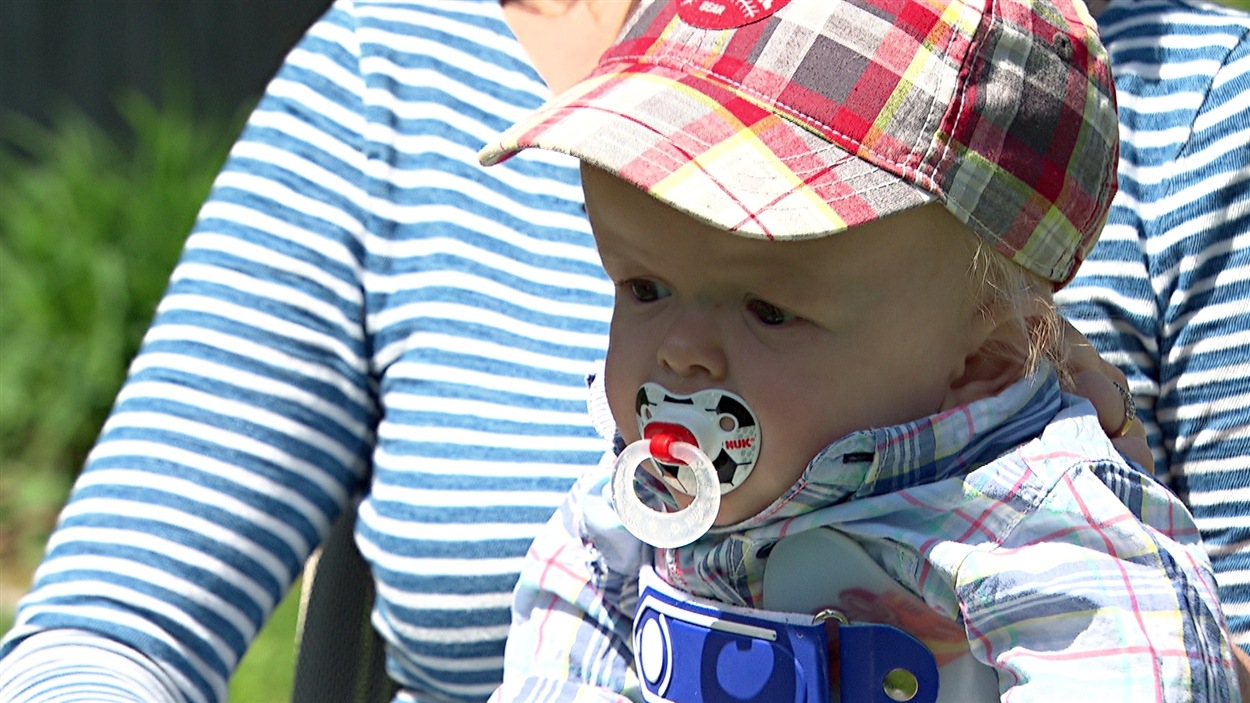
[612,383,761,548]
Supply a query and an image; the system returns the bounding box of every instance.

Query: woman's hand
[1062,320,1154,472]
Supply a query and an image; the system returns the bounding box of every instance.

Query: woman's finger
[1062,321,1155,473]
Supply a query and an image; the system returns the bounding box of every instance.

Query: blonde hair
[965,237,1072,388]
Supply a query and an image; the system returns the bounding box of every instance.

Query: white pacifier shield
[635,383,761,496]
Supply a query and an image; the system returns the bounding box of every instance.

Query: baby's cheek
[603,385,640,444]
[760,415,841,472]
[750,449,810,505]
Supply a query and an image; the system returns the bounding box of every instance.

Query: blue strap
[634,571,940,703]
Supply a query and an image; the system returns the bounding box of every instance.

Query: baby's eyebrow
[590,251,640,273]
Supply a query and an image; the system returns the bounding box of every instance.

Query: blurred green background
[1,1,328,699]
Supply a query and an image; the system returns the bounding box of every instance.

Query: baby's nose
[655,309,728,380]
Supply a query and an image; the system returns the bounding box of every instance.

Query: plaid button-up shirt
[493,370,1238,702]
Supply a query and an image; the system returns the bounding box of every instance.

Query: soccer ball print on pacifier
[611,383,761,548]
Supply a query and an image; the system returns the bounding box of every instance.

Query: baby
[480,0,1239,700]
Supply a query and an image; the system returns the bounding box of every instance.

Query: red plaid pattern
[480,0,1119,285]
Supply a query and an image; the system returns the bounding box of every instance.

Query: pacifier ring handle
[612,437,719,548]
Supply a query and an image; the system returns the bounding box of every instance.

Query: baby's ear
[939,312,1030,411]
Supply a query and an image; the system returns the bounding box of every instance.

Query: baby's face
[583,165,988,526]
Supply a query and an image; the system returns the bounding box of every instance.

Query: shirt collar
[590,364,1063,529]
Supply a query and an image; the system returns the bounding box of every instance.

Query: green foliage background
[1,94,220,489]
[0,95,299,701]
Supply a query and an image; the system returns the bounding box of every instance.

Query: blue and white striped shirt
[1056,0,1250,648]
[0,2,611,701]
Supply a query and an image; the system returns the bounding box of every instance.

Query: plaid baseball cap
[479,0,1119,286]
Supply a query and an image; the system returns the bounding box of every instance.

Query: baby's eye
[624,279,669,303]
[747,298,794,326]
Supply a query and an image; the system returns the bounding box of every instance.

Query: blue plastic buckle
[634,573,939,702]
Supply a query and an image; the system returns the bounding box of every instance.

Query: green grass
[1,94,299,701]
[229,581,301,702]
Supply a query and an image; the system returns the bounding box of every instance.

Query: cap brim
[479,63,934,241]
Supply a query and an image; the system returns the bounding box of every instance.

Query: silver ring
[1111,381,1136,438]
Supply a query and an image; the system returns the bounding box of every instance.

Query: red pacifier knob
[644,423,699,464]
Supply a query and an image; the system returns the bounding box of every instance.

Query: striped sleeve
[0,4,378,701]
[1056,0,1250,647]
[0,1,618,701]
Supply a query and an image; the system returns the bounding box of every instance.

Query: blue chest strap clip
[633,528,1000,702]
[634,567,940,703]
